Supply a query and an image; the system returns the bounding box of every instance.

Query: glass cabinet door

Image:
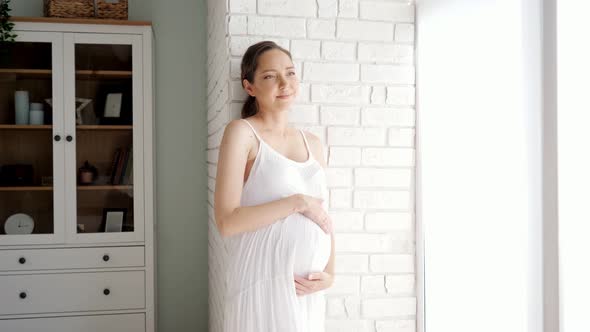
[0,32,65,245]
[64,33,144,243]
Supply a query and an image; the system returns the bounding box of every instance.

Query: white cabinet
[0,313,146,332]
[0,246,145,271]
[0,18,155,332]
[0,271,145,315]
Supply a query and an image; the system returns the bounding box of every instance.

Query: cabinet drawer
[0,246,144,271]
[0,313,145,332]
[0,271,145,315]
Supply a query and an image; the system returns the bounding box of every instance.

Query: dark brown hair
[240,41,293,119]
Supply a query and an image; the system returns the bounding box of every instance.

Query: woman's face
[243,49,299,112]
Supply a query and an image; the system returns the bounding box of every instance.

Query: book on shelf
[122,147,133,185]
[109,147,133,185]
[109,148,121,185]
[118,148,128,184]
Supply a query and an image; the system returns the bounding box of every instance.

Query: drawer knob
[103,288,110,296]
[19,292,27,299]
[18,257,26,264]
[102,254,110,262]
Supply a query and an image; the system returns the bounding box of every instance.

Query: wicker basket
[44,0,128,20]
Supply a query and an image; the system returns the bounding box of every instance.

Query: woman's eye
[288,72,296,76]
[264,75,275,79]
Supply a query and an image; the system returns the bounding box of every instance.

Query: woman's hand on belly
[293,272,334,296]
[293,193,333,234]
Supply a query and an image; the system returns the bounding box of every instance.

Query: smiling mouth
[277,94,292,98]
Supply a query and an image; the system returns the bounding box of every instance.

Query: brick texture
[208,0,417,330]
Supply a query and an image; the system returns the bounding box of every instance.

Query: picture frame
[103,93,123,118]
[97,83,132,125]
[100,208,127,233]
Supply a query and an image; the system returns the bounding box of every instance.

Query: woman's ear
[243,79,255,97]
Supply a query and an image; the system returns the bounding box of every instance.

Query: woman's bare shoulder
[223,119,255,142]
[220,119,257,157]
[302,130,320,143]
[224,118,248,134]
[302,130,327,167]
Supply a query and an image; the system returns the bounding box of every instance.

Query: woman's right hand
[293,194,333,234]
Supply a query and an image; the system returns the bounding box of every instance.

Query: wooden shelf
[0,186,53,191]
[77,185,132,191]
[0,185,132,191]
[0,125,132,130]
[77,125,132,130]
[0,69,51,77]
[0,69,132,79]
[0,125,52,130]
[76,70,132,79]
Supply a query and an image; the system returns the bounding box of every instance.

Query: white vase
[29,110,44,125]
[14,91,29,125]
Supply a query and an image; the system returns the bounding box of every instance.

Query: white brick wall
[208,0,416,330]
[308,19,337,39]
[337,20,394,41]
[360,1,415,22]
[322,41,356,60]
[303,62,360,82]
[247,16,307,38]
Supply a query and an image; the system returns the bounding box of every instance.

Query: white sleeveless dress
[223,119,332,332]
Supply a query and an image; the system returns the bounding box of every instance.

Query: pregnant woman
[214,41,336,332]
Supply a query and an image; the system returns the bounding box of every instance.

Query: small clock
[4,213,35,235]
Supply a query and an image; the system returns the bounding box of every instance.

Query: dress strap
[241,119,262,142]
[299,129,313,160]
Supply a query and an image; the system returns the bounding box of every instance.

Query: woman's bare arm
[214,120,309,237]
[218,196,304,237]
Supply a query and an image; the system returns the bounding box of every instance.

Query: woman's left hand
[294,272,334,296]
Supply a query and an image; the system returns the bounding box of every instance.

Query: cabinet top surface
[11,16,152,27]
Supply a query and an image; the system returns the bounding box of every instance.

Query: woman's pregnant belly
[282,213,332,276]
[225,212,332,298]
